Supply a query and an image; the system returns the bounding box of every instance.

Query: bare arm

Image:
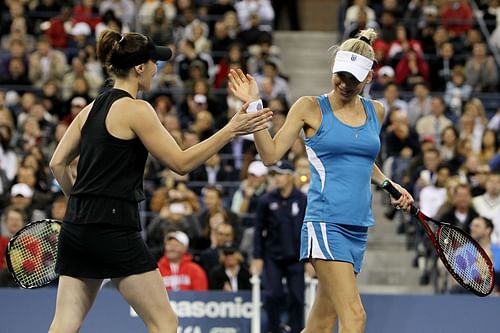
[49,104,91,197]
[228,68,309,165]
[370,100,414,210]
[130,100,272,174]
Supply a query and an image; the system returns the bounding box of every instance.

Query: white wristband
[247,99,263,113]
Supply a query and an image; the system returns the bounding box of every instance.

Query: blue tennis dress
[299,94,381,272]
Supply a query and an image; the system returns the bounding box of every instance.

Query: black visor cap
[112,37,173,69]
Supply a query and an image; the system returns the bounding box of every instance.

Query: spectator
[377,82,409,120]
[473,173,500,242]
[193,185,241,250]
[408,147,441,199]
[144,6,175,48]
[440,0,474,38]
[344,0,376,34]
[0,123,16,206]
[138,0,176,32]
[407,82,432,127]
[0,38,29,81]
[72,0,101,31]
[384,108,420,160]
[0,206,27,269]
[416,96,452,145]
[252,160,307,333]
[387,24,424,65]
[246,31,282,75]
[235,0,274,31]
[254,61,290,106]
[198,221,235,274]
[478,129,498,164]
[43,5,73,49]
[394,48,430,90]
[438,183,478,233]
[48,194,68,221]
[231,160,268,217]
[419,164,451,218]
[99,0,135,28]
[444,65,472,120]
[449,216,500,293]
[465,42,499,92]
[28,35,67,88]
[146,192,201,260]
[208,242,251,291]
[439,125,462,174]
[368,65,394,94]
[62,56,104,101]
[61,97,87,126]
[157,230,208,291]
[430,42,460,92]
[9,182,46,222]
[0,58,30,86]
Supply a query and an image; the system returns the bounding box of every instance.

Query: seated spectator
[444,66,472,120]
[376,83,408,121]
[416,96,452,145]
[72,0,101,32]
[28,35,67,88]
[146,193,201,260]
[0,206,27,269]
[394,48,430,90]
[143,6,175,49]
[189,154,237,194]
[367,65,394,94]
[193,185,241,251]
[9,182,46,222]
[43,5,73,49]
[138,0,176,32]
[449,216,500,293]
[0,58,31,86]
[465,42,499,92]
[473,173,500,243]
[157,230,208,291]
[438,183,478,233]
[343,0,376,34]
[198,221,236,273]
[246,32,282,75]
[419,164,451,218]
[208,242,251,291]
[99,0,135,28]
[231,160,268,218]
[478,129,498,164]
[384,108,420,160]
[387,24,424,66]
[0,122,17,189]
[48,194,68,221]
[408,147,441,199]
[235,0,274,31]
[0,38,29,81]
[407,82,432,127]
[254,61,290,106]
[440,0,474,39]
[430,42,461,92]
[439,125,462,174]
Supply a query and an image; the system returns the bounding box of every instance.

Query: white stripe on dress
[320,223,335,259]
[307,222,326,259]
[305,146,326,192]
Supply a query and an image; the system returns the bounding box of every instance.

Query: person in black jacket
[208,242,251,291]
[251,160,307,333]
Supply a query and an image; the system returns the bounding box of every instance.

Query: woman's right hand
[228,68,260,103]
[226,102,273,135]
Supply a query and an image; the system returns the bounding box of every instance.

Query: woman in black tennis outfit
[48,30,272,333]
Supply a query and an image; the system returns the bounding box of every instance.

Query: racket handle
[380,180,419,216]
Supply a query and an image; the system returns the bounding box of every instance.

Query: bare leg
[302,260,366,333]
[48,275,103,333]
[113,269,177,333]
[301,279,338,333]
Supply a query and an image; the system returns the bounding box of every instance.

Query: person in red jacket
[157,230,208,291]
[440,0,474,38]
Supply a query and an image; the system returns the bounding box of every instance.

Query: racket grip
[380,180,420,216]
[380,180,402,199]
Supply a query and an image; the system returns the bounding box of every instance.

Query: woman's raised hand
[228,68,260,103]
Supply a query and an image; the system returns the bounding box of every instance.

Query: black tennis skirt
[56,222,157,279]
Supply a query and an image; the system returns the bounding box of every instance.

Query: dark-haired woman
[229,29,413,333]
[48,30,272,333]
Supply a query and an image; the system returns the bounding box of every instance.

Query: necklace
[335,98,363,139]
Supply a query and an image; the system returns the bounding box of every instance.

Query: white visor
[332,50,374,82]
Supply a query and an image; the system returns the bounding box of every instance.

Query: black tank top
[64,88,148,229]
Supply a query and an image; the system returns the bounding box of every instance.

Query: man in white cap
[157,230,208,291]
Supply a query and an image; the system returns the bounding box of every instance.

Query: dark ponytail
[96,30,149,78]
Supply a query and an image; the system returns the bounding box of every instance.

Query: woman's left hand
[228,68,260,103]
[389,181,414,212]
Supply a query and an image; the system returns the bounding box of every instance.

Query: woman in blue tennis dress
[229,28,414,333]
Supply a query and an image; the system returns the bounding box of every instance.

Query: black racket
[5,219,62,289]
[381,180,495,297]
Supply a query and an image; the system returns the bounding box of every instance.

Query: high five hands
[228,68,260,103]
[227,69,272,135]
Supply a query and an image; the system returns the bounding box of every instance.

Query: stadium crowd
[0,0,499,305]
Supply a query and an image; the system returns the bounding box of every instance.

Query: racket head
[6,219,62,289]
[436,223,495,297]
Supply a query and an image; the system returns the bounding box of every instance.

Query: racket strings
[438,226,493,295]
[9,222,60,288]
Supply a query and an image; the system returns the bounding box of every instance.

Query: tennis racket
[381,180,495,297]
[5,219,62,289]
